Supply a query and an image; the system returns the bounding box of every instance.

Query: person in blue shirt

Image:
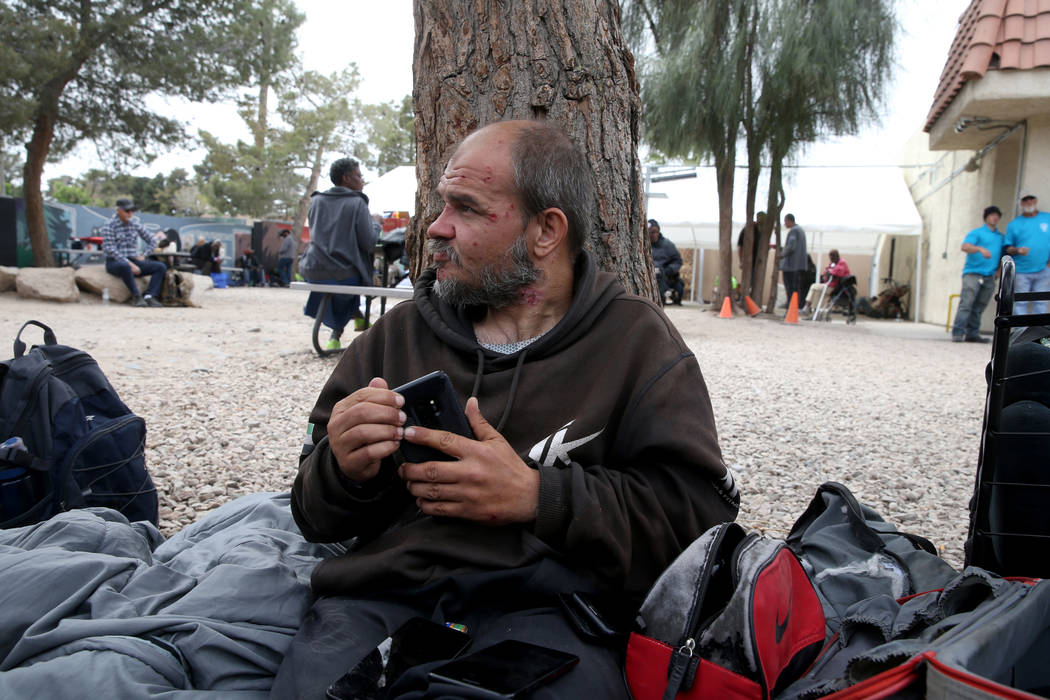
[1004,192,1050,315]
[952,206,1004,343]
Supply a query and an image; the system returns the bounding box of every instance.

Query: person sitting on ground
[100,198,167,307]
[190,237,222,275]
[299,157,378,350]
[805,249,851,312]
[237,248,265,287]
[649,219,684,305]
[273,119,740,699]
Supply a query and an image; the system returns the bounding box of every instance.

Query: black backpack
[0,320,158,528]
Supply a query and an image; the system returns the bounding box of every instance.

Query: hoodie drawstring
[469,347,529,434]
[471,349,484,399]
[495,349,528,433]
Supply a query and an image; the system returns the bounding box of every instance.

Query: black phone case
[327,617,471,699]
[394,371,474,463]
[427,639,579,698]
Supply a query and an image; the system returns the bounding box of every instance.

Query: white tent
[645,165,922,252]
[364,165,417,215]
[646,165,925,311]
[357,163,925,311]
[363,164,922,246]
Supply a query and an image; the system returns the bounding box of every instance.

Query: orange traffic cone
[744,295,761,317]
[719,296,733,318]
[784,292,799,324]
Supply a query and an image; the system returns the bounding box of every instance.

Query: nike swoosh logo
[775,607,790,643]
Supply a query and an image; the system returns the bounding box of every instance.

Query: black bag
[0,320,157,528]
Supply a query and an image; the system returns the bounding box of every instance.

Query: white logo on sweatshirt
[529,420,603,467]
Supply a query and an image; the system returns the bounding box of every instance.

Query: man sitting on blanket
[275,119,740,698]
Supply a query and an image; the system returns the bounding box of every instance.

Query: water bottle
[102,287,110,306]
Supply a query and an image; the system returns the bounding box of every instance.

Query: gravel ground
[0,287,990,569]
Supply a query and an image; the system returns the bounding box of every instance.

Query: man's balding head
[454,120,593,259]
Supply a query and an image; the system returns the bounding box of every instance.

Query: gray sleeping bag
[0,492,337,697]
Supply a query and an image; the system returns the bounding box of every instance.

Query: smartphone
[326,617,472,699]
[427,639,579,698]
[394,371,475,462]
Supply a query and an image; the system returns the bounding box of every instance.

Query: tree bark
[410,0,652,297]
[290,141,325,276]
[24,110,57,268]
[255,80,270,152]
[714,150,735,311]
[763,159,785,313]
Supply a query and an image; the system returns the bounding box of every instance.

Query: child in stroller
[808,250,857,323]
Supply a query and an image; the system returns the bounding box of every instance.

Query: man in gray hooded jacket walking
[780,213,808,309]
[300,157,378,350]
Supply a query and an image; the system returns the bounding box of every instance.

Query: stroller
[811,274,857,324]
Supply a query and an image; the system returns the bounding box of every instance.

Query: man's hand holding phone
[328,377,406,483]
[399,398,539,526]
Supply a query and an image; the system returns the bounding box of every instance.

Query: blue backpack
[0,320,157,528]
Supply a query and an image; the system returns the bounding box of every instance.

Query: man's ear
[532,207,569,260]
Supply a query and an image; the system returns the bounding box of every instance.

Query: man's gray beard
[430,234,541,309]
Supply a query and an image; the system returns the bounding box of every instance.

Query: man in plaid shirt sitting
[101,198,166,307]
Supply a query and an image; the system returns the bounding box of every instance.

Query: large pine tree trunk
[410,0,653,297]
[714,151,735,311]
[24,112,57,268]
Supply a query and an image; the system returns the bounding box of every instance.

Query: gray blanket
[0,492,338,697]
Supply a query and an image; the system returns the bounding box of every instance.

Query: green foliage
[46,177,95,205]
[195,130,303,218]
[623,0,896,307]
[196,66,363,218]
[48,167,212,216]
[356,96,415,175]
[277,66,363,176]
[625,0,896,170]
[0,0,259,164]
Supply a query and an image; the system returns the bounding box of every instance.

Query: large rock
[16,267,80,303]
[74,265,146,303]
[0,266,16,292]
[189,272,213,306]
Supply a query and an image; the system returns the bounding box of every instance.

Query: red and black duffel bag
[625,522,826,699]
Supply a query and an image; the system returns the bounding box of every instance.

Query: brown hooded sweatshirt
[292,252,739,599]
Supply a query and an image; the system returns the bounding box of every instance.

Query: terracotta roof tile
[925,0,1050,131]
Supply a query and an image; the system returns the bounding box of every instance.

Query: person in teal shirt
[952,206,1004,343]
[1004,192,1050,315]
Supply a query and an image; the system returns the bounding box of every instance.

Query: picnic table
[51,248,105,267]
[290,281,413,356]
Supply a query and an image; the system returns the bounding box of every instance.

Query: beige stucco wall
[902,130,1018,329]
[1022,113,1050,203]
[917,64,1050,330]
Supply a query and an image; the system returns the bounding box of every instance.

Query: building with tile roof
[901,0,1050,329]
